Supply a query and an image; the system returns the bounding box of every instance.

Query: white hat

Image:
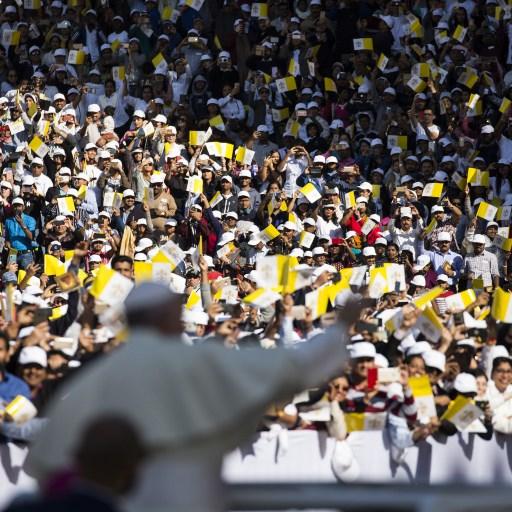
[256,124,269,132]
[283,221,297,231]
[412,181,424,189]
[326,156,338,164]
[87,103,100,113]
[22,176,35,186]
[12,198,24,206]
[362,246,376,257]
[31,157,44,166]
[218,231,235,246]
[400,207,412,218]
[218,50,231,59]
[411,275,426,287]
[414,254,431,271]
[454,373,477,394]
[383,87,396,95]
[423,350,445,372]
[99,150,111,159]
[350,342,376,359]
[437,274,449,283]
[312,247,326,256]
[431,205,444,214]
[303,217,316,227]
[89,254,102,263]
[150,174,165,184]
[406,341,432,357]
[133,253,147,262]
[123,189,135,198]
[190,204,202,212]
[390,147,402,156]
[18,346,47,368]
[136,218,147,226]
[133,109,146,119]
[239,170,252,178]
[238,191,250,199]
[290,248,304,258]
[221,175,233,183]
[358,182,373,191]
[433,171,449,182]
[165,218,178,227]
[369,214,381,224]
[375,237,387,245]
[0,180,12,190]
[457,338,476,348]
[313,155,326,164]
[225,211,238,220]
[437,231,451,242]
[472,234,486,245]
[84,143,97,151]
[345,231,357,239]
[153,114,167,124]
[481,125,494,134]
[135,238,154,252]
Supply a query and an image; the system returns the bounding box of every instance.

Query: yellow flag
[476,201,498,221]
[275,76,297,93]
[324,77,337,93]
[491,287,512,322]
[422,182,444,198]
[185,289,201,310]
[353,38,373,51]
[260,224,280,242]
[499,97,511,114]
[44,254,66,276]
[152,52,167,68]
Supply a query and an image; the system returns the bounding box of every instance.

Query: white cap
[123,189,135,198]
[362,246,376,257]
[12,198,24,206]
[283,221,297,231]
[414,254,431,271]
[18,346,47,368]
[369,214,381,224]
[150,174,165,184]
[31,157,44,166]
[135,238,153,252]
[437,274,449,283]
[136,218,147,226]
[411,275,426,287]
[312,247,326,256]
[22,176,35,186]
[220,175,233,183]
[472,234,486,245]
[356,196,368,204]
[303,217,316,227]
[313,155,326,164]
[375,237,387,246]
[423,350,445,372]
[431,205,444,214]
[89,254,102,263]
[437,231,451,242]
[345,231,357,239]
[454,373,477,394]
[358,182,373,192]
[239,170,252,178]
[481,125,494,134]
[349,342,376,359]
[218,231,235,246]
[326,156,338,164]
[133,109,146,118]
[165,218,178,227]
[290,248,304,258]
[407,341,432,357]
[225,211,238,220]
[400,207,412,218]
[87,103,100,113]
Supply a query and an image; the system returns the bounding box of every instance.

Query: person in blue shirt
[0,333,31,404]
[4,197,37,269]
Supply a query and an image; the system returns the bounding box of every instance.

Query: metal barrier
[225,483,512,512]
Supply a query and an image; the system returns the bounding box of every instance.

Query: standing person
[5,198,37,268]
[464,234,500,290]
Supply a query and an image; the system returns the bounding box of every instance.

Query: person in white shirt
[388,205,425,255]
[487,357,512,434]
[26,159,53,196]
[316,203,342,238]
[218,83,245,121]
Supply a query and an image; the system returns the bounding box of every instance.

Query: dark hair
[492,357,512,374]
[111,255,133,268]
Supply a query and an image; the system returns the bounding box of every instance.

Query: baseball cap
[18,346,47,367]
[350,342,376,359]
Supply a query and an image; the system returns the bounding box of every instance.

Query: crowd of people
[0,0,512,490]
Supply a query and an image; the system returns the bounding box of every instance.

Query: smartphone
[310,166,323,177]
[33,307,52,325]
[39,99,51,110]
[188,36,199,43]
[297,109,307,117]
[355,320,380,333]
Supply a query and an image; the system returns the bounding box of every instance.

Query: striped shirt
[464,250,499,286]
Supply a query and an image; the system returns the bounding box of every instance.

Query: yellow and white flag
[344,190,356,209]
[68,50,85,65]
[112,66,125,81]
[452,172,467,191]
[288,57,300,76]
[299,231,315,248]
[376,53,388,71]
[452,25,468,42]
[186,175,203,194]
[250,2,268,17]
[467,167,489,187]
[205,142,234,159]
[209,114,225,131]
[57,196,75,214]
[271,108,289,122]
[1,30,20,47]
[457,70,478,89]
[422,182,444,198]
[152,52,167,69]
[353,38,373,51]
[189,130,206,146]
[275,76,297,93]
[305,285,331,320]
[441,396,482,431]
[408,375,437,420]
[44,254,66,276]
[260,224,280,242]
[185,289,202,310]
[497,205,512,221]
[444,289,476,312]
[407,75,427,93]
[29,135,49,158]
[416,306,444,342]
[243,288,281,308]
[387,135,407,150]
[412,63,430,78]
[89,265,134,306]
[491,287,512,322]
[466,93,480,110]
[476,201,498,221]
[300,182,322,203]
[493,235,512,252]
[235,146,255,165]
[412,286,444,310]
[345,412,387,432]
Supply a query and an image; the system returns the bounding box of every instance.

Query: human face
[113,261,134,279]
[352,357,374,380]
[328,376,349,402]
[21,364,46,388]
[0,339,9,367]
[189,207,202,221]
[426,366,442,385]
[438,240,450,253]
[492,362,512,392]
[407,356,425,377]
[323,206,334,220]
[400,216,412,230]
[476,375,488,398]
[386,245,398,260]
[473,242,485,255]
[133,116,144,128]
